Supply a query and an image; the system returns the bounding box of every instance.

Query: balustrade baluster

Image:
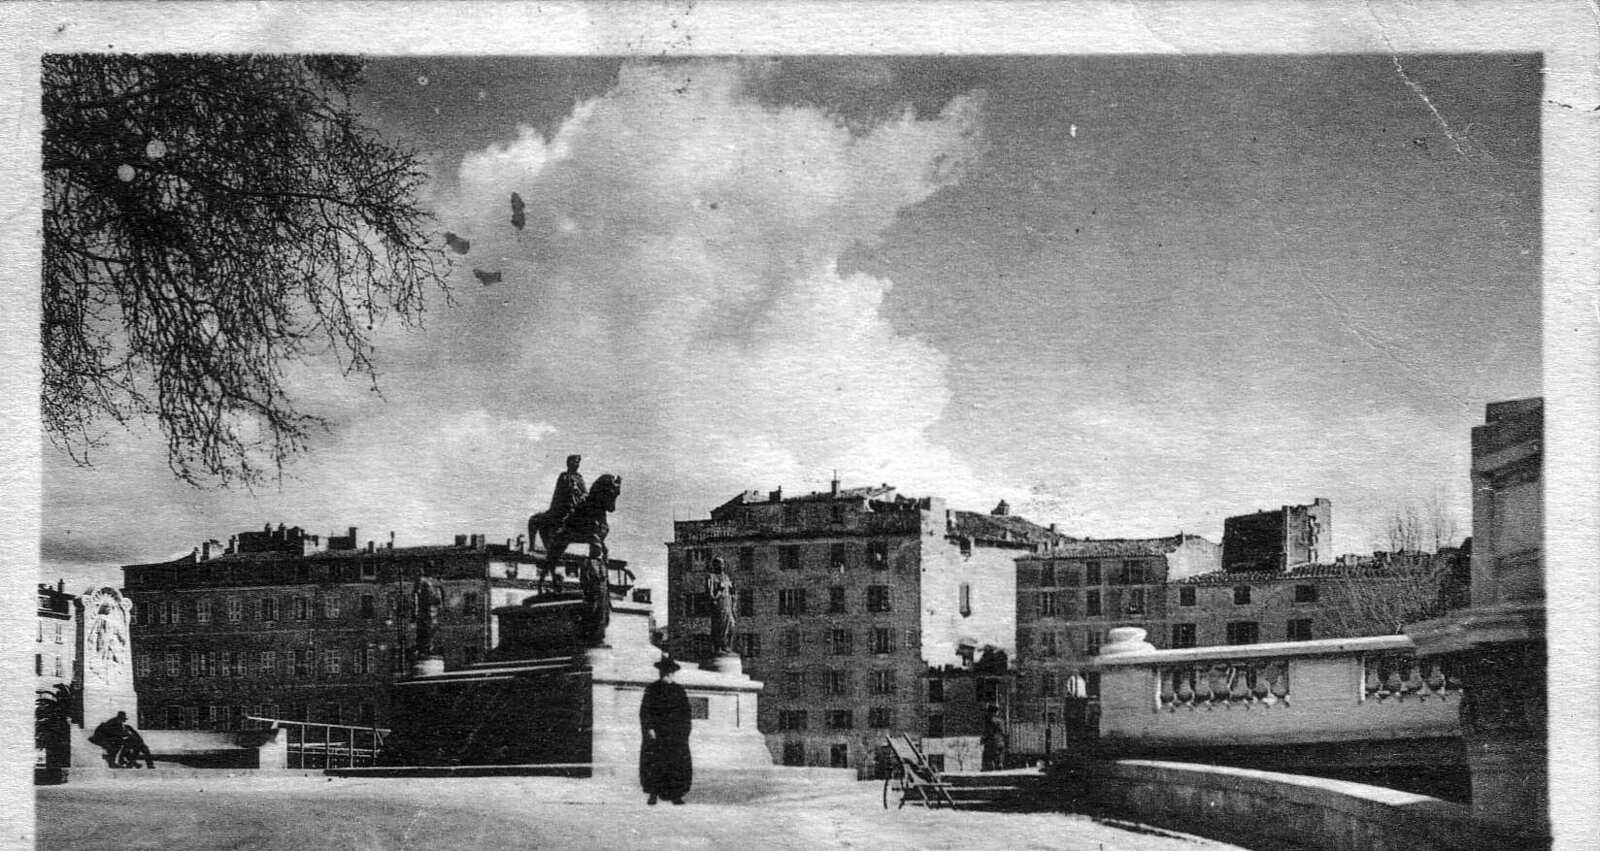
[1176,673,1195,709]
[1160,672,1177,711]
[1403,664,1425,700]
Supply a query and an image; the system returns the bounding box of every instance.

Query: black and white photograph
[4,3,1596,849]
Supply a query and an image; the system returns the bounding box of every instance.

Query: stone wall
[1065,759,1546,851]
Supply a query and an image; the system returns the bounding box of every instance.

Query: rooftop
[1174,561,1441,585]
[1024,534,1213,560]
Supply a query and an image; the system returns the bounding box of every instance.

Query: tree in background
[43,54,449,485]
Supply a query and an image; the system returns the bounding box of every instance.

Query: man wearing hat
[639,655,693,805]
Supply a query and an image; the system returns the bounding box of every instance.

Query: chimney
[201,541,212,561]
[831,471,840,496]
[1048,523,1058,534]
[228,535,237,554]
[516,533,526,553]
[455,534,468,547]
[388,531,395,549]
[992,499,1010,516]
[366,540,375,553]
[57,579,64,593]
[769,487,783,503]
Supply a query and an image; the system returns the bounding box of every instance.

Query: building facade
[1012,535,1220,723]
[37,581,78,692]
[667,482,1066,775]
[123,524,618,732]
[1222,497,1332,571]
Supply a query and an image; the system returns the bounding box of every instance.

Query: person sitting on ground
[89,711,133,768]
[120,725,156,769]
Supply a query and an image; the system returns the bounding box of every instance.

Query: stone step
[36,766,325,785]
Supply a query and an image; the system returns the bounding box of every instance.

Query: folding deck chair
[882,734,958,810]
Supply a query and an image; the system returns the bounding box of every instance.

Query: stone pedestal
[71,588,140,767]
[387,594,770,772]
[411,655,445,677]
[703,652,742,676]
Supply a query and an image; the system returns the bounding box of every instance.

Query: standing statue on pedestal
[529,471,623,646]
[414,563,444,658]
[706,557,736,657]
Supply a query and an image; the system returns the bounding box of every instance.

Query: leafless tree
[1320,559,1453,636]
[1374,494,1461,554]
[43,54,449,485]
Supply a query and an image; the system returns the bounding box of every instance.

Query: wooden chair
[882,734,958,810]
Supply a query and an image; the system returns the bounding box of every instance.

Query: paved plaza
[36,774,1238,850]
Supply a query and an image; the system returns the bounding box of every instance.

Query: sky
[39,55,1542,596]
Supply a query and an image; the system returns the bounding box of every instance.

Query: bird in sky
[510,192,526,231]
[473,268,502,286]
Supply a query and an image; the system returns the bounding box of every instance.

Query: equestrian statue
[528,458,623,645]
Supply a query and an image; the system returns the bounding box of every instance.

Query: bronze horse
[528,473,622,592]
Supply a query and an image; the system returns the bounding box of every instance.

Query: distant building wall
[1223,498,1331,571]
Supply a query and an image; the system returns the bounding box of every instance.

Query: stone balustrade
[1090,630,1461,749]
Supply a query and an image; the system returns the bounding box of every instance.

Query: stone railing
[1089,629,1461,748]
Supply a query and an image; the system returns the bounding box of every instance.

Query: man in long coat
[640,656,693,805]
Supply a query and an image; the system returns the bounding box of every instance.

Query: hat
[653,656,681,674]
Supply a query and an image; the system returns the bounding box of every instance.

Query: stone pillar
[72,588,140,767]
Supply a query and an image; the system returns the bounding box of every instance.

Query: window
[741,633,762,657]
[165,651,181,677]
[1039,564,1057,586]
[867,585,892,613]
[323,648,342,676]
[829,710,854,730]
[135,653,151,678]
[1085,671,1102,698]
[1086,630,1104,655]
[293,597,309,621]
[360,595,376,618]
[689,697,710,720]
[868,707,894,728]
[1041,670,1060,697]
[926,714,945,738]
[778,589,807,616]
[871,627,896,655]
[738,588,755,617]
[927,677,945,703]
[783,629,801,657]
[779,546,801,571]
[1085,590,1101,617]
[1171,623,1196,648]
[829,586,847,614]
[958,583,971,617]
[1179,586,1196,607]
[1287,619,1313,642]
[220,652,236,677]
[831,629,853,656]
[54,622,63,644]
[163,601,178,624]
[868,540,889,570]
[1120,561,1145,585]
[778,710,808,731]
[685,592,713,618]
[1233,585,1252,605]
[827,669,849,697]
[783,742,806,766]
[1041,631,1059,657]
[196,597,212,624]
[687,548,709,570]
[870,669,896,695]
[690,634,713,661]
[137,601,154,626]
[463,592,481,615]
[228,596,245,622]
[1039,591,1060,617]
[323,595,340,619]
[1226,621,1260,645]
[321,702,343,725]
[34,654,42,676]
[1294,584,1319,604]
[260,651,276,676]
[739,547,755,572]
[830,543,847,570]
[1085,561,1102,584]
[361,560,377,580]
[294,649,313,678]
[784,671,806,697]
[260,597,277,621]
[1126,588,1147,615]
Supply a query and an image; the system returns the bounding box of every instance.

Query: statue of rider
[550,454,587,526]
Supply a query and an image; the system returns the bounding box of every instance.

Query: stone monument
[70,587,140,767]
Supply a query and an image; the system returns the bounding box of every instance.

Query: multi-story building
[37,581,78,692]
[667,481,1068,775]
[1012,535,1220,722]
[1222,497,1332,571]
[123,523,620,732]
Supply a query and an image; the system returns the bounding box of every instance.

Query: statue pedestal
[411,655,445,677]
[703,652,743,676]
[387,596,771,772]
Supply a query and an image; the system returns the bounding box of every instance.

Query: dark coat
[639,680,693,799]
